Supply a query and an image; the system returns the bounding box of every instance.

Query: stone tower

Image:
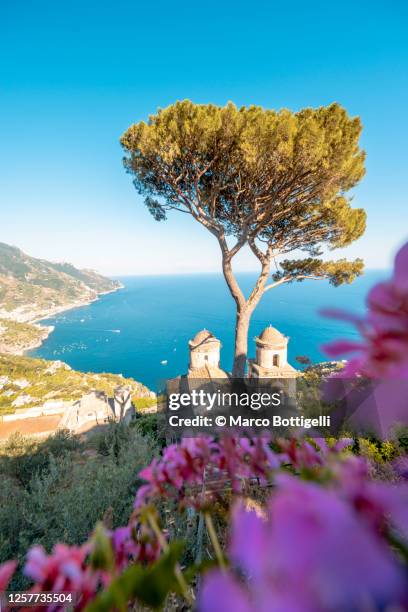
[248,325,298,379]
[188,329,221,374]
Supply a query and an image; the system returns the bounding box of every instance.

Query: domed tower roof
[256,325,287,347]
[189,329,221,351]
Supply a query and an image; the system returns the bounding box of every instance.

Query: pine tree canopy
[121,100,366,264]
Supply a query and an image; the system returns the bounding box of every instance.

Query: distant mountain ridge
[0,242,122,323]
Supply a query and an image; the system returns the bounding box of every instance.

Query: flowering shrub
[196,240,407,611]
[1,442,407,611]
[0,436,356,609]
[134,435,284,511]
[199,470,408,612]
[0,240,408,610]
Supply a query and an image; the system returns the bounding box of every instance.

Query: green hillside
[0,319,51,355]
[0,353,155,415]
[0,242,122,321]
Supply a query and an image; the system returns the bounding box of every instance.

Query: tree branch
[264,274,326,292]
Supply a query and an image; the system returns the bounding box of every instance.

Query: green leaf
[85,541,185,611]
[183,557,220,583]
[89,523,115,572]
[273,257,364,286]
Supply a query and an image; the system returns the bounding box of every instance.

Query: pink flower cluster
[277,437,353,470]
[322,241,408,378]
[23,543,99,611]
[110,520,161,570]
[332,456,408,540]
[133,434,359,521]
[1,435,351,610]
[0,520,162,611]
[134,435,339,510]
[135,436,219,509]
[200,464,408,612]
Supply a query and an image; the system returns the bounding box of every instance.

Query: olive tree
[121,101,366,376]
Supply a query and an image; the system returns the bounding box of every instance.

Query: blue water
[29,272,387,391]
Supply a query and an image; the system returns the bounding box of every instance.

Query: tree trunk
[219,238,271,377]
[232,308,251,377]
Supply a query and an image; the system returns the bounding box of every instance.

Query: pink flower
[333,456,408,542]
[236,436,281,484]
[322,241,408,379]
[134,437,215,507]
[200,571,252,612]
[110,522,161,567]
[278,437,324,468]
[199,475,408,612]
[216,436,252,490]
[0,560,17,592]
[276,437,352,472]
[134,435,356,512]
[24,544,99,610]
[134,435,286,509]
[393,455,408,480]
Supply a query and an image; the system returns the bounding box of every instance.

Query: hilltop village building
[59,386,134,432]
[0,385,137,438]
[248,325,298,380]
[167,327,299,438]
[187,329,228,378]
[186,326,298,381]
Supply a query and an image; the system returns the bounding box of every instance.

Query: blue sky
[1,0,407,275]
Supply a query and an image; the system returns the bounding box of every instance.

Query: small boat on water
[161,360,168,365]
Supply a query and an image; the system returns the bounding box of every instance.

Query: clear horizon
[112,268,391,278]
[1,0,407,274]
[0,238,393,278]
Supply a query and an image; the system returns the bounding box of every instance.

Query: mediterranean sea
[29,271,387,391]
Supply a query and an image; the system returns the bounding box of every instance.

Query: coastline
[15,324,55,356]
[32,284,124,324]
[1,283,124,357]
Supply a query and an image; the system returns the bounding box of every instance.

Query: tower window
[273,354,279,367]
